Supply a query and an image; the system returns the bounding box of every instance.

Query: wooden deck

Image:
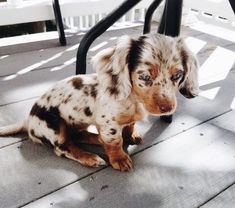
[0,24,235,208]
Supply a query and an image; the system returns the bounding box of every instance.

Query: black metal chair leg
[76,0,141,75]
[52,0,66,46]
[228,0,235,14]
[158,0,183,123]
[143,0,163,34]
[158,0,183,37]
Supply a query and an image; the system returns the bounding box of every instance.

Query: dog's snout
[159,104,173,113]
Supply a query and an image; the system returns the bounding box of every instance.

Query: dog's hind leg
[76,131,102,145]
[54,141,106,167]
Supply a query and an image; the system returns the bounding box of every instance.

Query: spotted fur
[0,33,199,172]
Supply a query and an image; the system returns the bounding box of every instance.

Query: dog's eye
[139,74,153,86]
[171,71,183,82]
[139,74,151,81]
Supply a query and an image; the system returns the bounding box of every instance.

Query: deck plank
[200,184,235,208]
[22,111,235,208]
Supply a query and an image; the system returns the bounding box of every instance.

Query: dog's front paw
[122,125,143,145]
[109,153,133,171]
[129,132,143,145]
[81,153,107,167]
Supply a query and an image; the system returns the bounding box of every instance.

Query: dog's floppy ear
[177,38,199,98]
[92,36,132,101]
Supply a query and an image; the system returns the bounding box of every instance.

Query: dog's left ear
[92,36,132,101]
[177,38,199,98]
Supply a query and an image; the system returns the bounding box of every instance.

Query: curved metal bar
[143,0,163,34]
[76,0,141,74]
[52,0,66,46]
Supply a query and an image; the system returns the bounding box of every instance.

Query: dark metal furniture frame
[52,0,235,123]
[52,0,66,46]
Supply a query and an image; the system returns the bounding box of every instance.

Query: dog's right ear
[177,38,199,98]
[92,36,132,101]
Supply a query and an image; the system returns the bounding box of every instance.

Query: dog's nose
[159,105,173,113]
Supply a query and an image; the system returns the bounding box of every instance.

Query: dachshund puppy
[0,34,199,171]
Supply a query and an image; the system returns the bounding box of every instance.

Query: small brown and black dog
[0,34,199,171]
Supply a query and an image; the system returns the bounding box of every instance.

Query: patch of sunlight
[199,87,220,100]
[89,41,108,52]
[65,43,80,52]
[87,125,98,134]
[190,21,235,43]
[50,57,76,71]
[0,55,9,60]
[153,124,235,172]
[231,96,235,110]
[199,46,235,86]
[185,37,206,54]
[109,37,117,40]
[2,74,18,81]
[0,31,60,47]
[17,52,63,75]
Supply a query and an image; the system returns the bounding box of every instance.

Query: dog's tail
[0,120,27,136]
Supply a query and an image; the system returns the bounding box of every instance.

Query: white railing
[0,0,234,31]
[184,0,235,30]
[0,0,156,28]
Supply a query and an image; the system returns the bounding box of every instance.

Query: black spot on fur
[30,103,61,133]
[110,128,117,135]
[71,77,84,90]
[68,115,74,121]
[101,115,105,118]
[83,87,89,96]
[84,107,92,117]
[107,86,119,96]
[106,73,120,96]
[127,36,147,71]
[47,96,51,102]
[30,129,35,137]
[157,50,163,62]
[90,84,98,98]
[63,94,72,104]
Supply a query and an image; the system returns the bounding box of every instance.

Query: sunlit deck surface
[0,23,235,208]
